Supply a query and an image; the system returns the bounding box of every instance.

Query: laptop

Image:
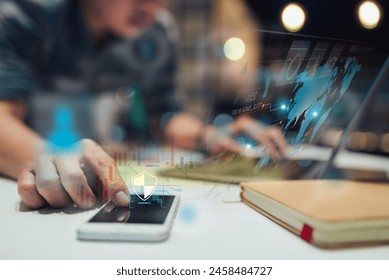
[163,30,389,183]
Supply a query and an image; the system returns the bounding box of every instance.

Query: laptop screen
[230,30,386,166]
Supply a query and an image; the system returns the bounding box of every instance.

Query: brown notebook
[241,180,389,249]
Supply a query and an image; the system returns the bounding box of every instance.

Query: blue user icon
[47,106,80,153]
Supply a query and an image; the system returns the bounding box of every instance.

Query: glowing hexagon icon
[131,171,158,201]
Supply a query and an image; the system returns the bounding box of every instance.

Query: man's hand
[203,115,288,159]
[17,139,130,209]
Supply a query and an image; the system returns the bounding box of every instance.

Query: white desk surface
[1,147,389,260]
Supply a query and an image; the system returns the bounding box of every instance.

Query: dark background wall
[246,0,389,52]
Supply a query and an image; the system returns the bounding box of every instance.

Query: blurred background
[23,0,389,157]
[168,0,389,156]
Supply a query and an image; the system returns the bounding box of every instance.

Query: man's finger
[17,169,45,209]
[217,135,243,154]
[34,155,72,208]
[81,139,130,206]
[234,118,286,160]
[257,136,280,160]
[240,124,281,159]
[267,128,289,155]
[54,156,96,209]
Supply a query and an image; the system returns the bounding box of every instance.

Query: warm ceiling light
[281,3,306,32]
[357,1,382,29]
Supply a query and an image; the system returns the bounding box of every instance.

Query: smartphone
[77,195,180,242]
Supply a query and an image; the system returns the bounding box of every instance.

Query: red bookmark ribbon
[300,224,313,242]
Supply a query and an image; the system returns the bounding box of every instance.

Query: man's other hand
[203,115,288,159]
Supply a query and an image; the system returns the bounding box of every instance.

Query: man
[0,0,287,210]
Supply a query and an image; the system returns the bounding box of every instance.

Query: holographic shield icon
[131,171,157,201]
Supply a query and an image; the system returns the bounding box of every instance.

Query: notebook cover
[241,180,389,249]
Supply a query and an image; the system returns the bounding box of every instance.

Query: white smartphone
[77,195,180,242]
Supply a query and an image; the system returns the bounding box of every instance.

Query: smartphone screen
[89,195,175,224]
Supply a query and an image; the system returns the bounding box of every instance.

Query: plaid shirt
[0,0,181,140]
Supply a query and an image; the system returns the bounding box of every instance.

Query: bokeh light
[223,37,246,61]
[213,114,234,127]
[281,3,306,32]
[357,1,382,29]
[115,86,136,106]
[179,204,196,224]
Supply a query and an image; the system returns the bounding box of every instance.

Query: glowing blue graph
[284,57,361,144]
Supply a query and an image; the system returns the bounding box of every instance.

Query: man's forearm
[0,102,44,179]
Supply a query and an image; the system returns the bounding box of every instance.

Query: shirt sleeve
[0,1,46,100]
[148,10,183,122]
